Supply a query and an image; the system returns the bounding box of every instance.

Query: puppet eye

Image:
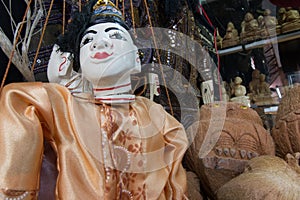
[109,31,127,41]
[80,37,93,47]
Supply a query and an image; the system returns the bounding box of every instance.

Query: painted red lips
[92,52,113,59]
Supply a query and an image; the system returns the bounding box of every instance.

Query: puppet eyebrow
[105,27,124,32]
[82,30,97,37]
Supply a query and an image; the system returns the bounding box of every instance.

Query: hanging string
[78,0,82,12]
[122,0,125,18]
[213,27,222,100]
[31,0,55,73]
[62,0,66,34]
[129,0,136,36]
[142,0,174,116]
[0,0,34,92]
[198,4,222,101]
[131,76,147,96]
[116,0,118,8]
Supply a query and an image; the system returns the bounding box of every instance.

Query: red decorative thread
[93,83,131,91]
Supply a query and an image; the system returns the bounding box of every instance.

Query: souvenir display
[1,0,300,199]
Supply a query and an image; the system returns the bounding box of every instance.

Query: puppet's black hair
[56,0,130,72]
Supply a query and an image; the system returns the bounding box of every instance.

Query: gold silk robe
[0,82,188,200]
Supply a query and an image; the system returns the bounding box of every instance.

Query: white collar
[94,94,135,104]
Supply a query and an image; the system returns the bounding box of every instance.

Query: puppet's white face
[79,22,140,88]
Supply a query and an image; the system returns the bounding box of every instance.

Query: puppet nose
[91,38,112,50]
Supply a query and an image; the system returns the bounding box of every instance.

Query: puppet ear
[47,44,74,83]
[132,48,142,74]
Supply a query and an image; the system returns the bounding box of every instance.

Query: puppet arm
[0,82,54,199]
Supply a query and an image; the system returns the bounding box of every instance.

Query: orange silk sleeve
[0,82,54,191]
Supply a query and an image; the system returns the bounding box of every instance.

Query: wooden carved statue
[217,153,300,200]
[230,76,250,107]
[249,70,277,105]
[222,22,240,48]
[272,85,300,158]
[240,12,260,42]
[249,69,261,95]
[263,9,278,36]
[221,81,230,102]
[258,9,278,37]
[281,7,300,33]
[184,102,275,199]
[258,74,272,95]
[278,7,287,27]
